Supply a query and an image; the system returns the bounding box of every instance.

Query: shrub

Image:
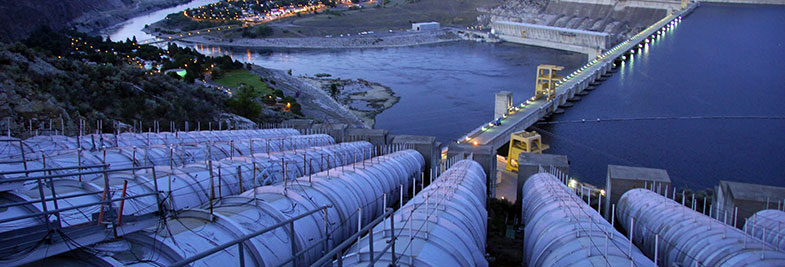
[226,86,263,119]
[329,83,340,97]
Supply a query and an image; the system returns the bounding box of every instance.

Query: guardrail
[0,165,161,231]
[313,208,397,266]
[169,204,333,267]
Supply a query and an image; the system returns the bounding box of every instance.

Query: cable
[536,115,785,125]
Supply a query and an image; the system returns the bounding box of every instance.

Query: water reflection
[542,4,785,188]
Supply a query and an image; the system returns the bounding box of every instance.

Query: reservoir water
[539,4,785,188]
[227,43,585,142]
[108,3,785,189]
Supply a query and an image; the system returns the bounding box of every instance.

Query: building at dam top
[715,180,785,228]
[486,0,687,61]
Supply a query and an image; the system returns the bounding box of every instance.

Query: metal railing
[0,164,108,177]
[534,162,780,265]
[437,154,464,179]
[321,164,462,267]
[0,165,161,231]
[169,204,333,267]
[532,170,639,266]
[313,207,396,267]
[388,166,462,266]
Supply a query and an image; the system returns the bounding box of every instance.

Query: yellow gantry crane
[504,65,560,172]
[506,130,549,172]
[534,64,564,102]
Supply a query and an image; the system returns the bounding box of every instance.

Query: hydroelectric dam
[3,1,785,267]
[448,3,697,197]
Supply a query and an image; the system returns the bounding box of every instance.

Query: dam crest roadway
[449,3,697,196]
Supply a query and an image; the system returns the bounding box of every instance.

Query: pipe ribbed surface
[96,150,424,266]
[341,159,488,267]
[0,128,300,161]
[618,189,785,266]
[0,138,356,237]
[0,136,32,161]
[744,209,785,252]
[227,141,372,186]
[522,173,654,267]
[0,134,334,181]
[157,141,374,211]
[77,129,299,151]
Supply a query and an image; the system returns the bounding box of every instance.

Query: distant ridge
[0,0,188,42]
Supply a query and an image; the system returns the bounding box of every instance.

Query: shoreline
[81,0,193,36]
[300,77,400,128]
[162,29,468,50]
[177,37,462,50]
[249,67,368,128]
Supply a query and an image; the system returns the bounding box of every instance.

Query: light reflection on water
[106,1,785,190]
[540,4,785,188]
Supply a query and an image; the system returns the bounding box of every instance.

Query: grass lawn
[214,69,272,94]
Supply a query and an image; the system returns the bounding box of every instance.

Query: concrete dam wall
[493,21,611,49]
[484,0,673,44]
[491,20,609,59]
[544,2,669,36]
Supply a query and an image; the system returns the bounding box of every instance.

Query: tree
[167,72,182,80]
[24,26,69,56]
[184,70,200,83]
[211,68,224,80]
[329,83,340,98]
[241,28,255,38]
[254,25,273,37]
[226,85,263,119]
[290,101,302,115]
[283,96,302,115]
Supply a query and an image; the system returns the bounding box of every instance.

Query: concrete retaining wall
[497,34,601,61]
[543,2,670,33]
[493,21,611,50]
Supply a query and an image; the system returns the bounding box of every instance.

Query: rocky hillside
[0,0,189,42]
[0,42,239,138]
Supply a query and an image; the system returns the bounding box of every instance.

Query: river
[104,0,586,144]
[106,2,784,190]
[106,0,219,42]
